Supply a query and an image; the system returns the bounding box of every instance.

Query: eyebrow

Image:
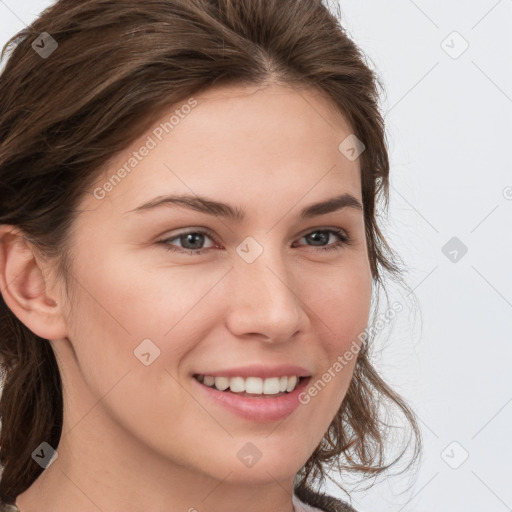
[126,192,363,220]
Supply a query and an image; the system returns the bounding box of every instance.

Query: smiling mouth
[193,374,308,397]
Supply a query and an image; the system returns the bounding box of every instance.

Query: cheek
[64,250,226,384]
[298,260,371,411]
[303,258,372,344]
[62,255,201,445]
[61,251,165,393]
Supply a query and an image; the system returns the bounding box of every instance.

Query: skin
[0,82,372,512]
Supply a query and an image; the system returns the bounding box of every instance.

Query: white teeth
[196,374,303,394]
[246,377,263,394]
[286,376,297,392]
[214,376,229,391]
[229,376,245,393]
[203,375,215,386]
[263,377,280,394]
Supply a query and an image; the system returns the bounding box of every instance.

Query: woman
[0,1,421,511]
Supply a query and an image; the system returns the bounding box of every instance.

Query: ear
[0,225,68,341]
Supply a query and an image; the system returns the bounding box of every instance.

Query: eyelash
[157,228,351,256]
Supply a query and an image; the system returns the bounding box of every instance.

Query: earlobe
[0,225,67,340]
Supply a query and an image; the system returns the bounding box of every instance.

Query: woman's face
[54,82,372,486]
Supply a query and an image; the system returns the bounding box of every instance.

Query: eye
[157,227,351,256]
[157,229,217,256]
[294,228,351,252]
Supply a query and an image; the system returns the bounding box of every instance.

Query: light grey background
[1,1,511,511]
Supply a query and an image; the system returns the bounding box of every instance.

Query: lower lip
[192,376,311,422]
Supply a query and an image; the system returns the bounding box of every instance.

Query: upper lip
[193,364,311,379]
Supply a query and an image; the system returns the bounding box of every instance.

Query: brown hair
[0,0,421,507]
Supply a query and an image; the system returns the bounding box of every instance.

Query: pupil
[308,232,327,245]
[183,233,203,249]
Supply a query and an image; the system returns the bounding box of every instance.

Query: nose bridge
[226,235,304,340]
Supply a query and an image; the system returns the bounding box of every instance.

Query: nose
[224,242,308,344]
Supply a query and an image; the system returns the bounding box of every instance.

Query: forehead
[85,82,362,216]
